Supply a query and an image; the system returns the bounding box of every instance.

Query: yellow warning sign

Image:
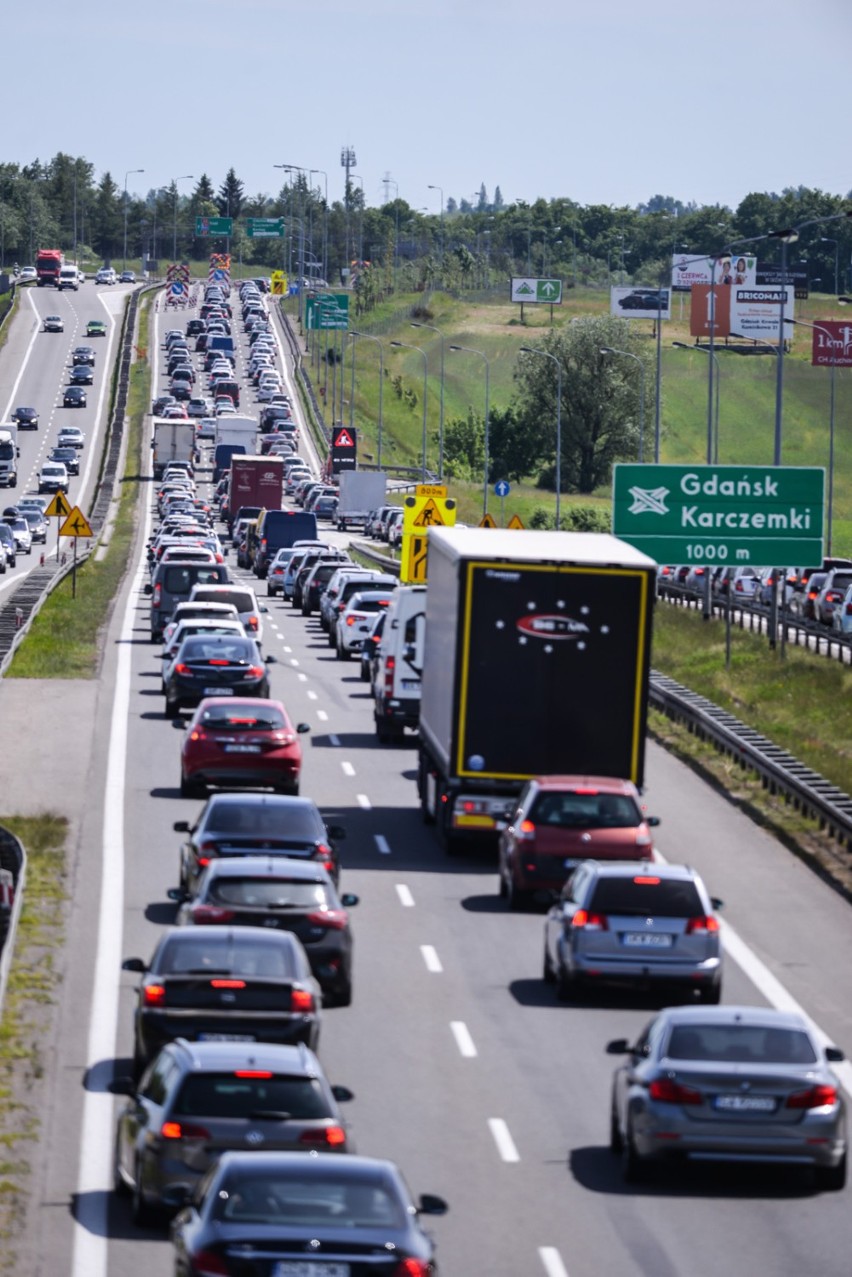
[415,484,447,499]
[59,506,94,539]
[478,513,497,528]
[270,270,287,295]
[403,493,457,535]
[45,490,72,518]
[400,532,429,584]
[507,514,526,530]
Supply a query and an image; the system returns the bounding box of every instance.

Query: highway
[4,282,852,1276]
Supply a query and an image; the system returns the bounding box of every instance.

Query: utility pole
[340,145,356,271]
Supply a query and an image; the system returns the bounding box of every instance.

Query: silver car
[110,1039,353,1224]
[543,861,723,1002]
[607,1005,847,1189]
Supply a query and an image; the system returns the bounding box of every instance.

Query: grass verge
[0,814,68,1269]
[7,294,153,678]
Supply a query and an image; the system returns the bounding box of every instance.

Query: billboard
[811,321,852,369]
[756,264,810,300]
[610,287,671,320]
[689,284,794,340]
[671,252,757,291]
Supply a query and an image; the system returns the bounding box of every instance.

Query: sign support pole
[71,536,77,599]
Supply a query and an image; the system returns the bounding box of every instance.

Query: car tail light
[234,1070,273,1079]
[174,663,193,676]
[517,820,536,841]
[306,909,348,931]
[143,984,166,1006]
[391,1261,431,1277]
[298,1126,346,1147]
[191,905,235,924]
[247,615,259,631]
[161,1121,210,1140]
[685,915,720,934]
[189,729,207,742]
[152,583,162,608]
[572,786,599,796]
[291,988,314,1012]
[648,1078,703,1105]
[247,665,265,678]
[571,910,608,931]
[188,1250,229,1276]
[786,1085,838,1110]
[208,658,231,666]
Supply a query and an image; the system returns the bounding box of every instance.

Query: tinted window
[173,1073,330,1119]
[181,638,254,662]
[193,589,255,613]
[157,933,297,977]
[666,1024,817,1064]
[213,1171,404,1227]
[200,706,285,730]
[530,791,641,830]
[207,878,330,908]
[588,877,702,917]
[163,565,225,591]
[205,800,321,839]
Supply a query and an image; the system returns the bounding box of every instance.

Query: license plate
[224,743,262,753]
[622,932,673,948]
[204,686,233,695]
[274,1264,350,1277]
[713,1094,778,1113]
[401,680,420,691]
[198,1033,255,1042]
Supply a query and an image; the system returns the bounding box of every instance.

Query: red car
[177,697,310,797]
[498,775,659,909]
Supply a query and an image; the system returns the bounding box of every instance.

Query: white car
[57,426,85,450]
[196,417,217,440]
[43,315,64,333]
[19,266,37,282]
[38,462,68,494]
[95,267,117,285]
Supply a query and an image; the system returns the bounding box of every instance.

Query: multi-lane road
[2,282,852,1276]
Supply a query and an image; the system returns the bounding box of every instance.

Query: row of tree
[1,155,849,298]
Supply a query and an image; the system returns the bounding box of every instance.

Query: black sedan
[169,1151,448,1275]
[11,406,38,430]
[49,446,79,477]
[72,345,96,366]
[173,857,358,1005]
[63,386,87,408]
[121,925,322,1075]
[163,634,274,718]
[174,792,346,895]
[69,364,94,386]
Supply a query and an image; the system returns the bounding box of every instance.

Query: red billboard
[811,321,852,369]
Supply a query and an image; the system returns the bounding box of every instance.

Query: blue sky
[8,0,851,212]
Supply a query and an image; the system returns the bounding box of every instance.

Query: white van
[372,585,427,743]
[58,264,79,291]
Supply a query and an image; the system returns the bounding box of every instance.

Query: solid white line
[329,732,340,746]
[395,883,415,907]
[488,1117,520,1163]
[421,945,443,973]
[450,1020,477,1058]
[341,761,355,777]
[374,834,391,855]
[356,793,372,810]
[539,1247,570,1277]
[317,710,329,722]
[0,288,42,422]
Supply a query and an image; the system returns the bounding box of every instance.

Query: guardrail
[0,826,26,1021]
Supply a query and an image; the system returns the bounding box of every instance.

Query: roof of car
[533,776,639,794]
[654,1005,811,1030]
[581,860,696,881]
[168,1038,320,1073]
[200,856,331,883]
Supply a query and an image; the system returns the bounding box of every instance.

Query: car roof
[583,860,697,882]
[532,776,639,795]
[168,1038,320,1074]
[201,856,331,883]
[157,924,301,948]
[655,1005,811,1031]
[203,792,320,815]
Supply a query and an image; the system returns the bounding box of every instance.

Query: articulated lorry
[0,426,19,487]
[152,419,197,479]
[227,455,284,527]
[36,249,63,287]
[416,527,657,854]
[335,471,387,532]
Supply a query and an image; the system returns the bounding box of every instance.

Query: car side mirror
[605,1038,631,1055]
[173,820,190,833]
[167,887,188,902]
[331,1084,354,1103]
[107,1075,137,1096]
[825,1046,845,1063]
[340,892,359,907]
[260,603,268,613]
[143,583,152,596]
[296,723,311,735]
[264,654,277,665]
[418,1194,448,1216]
[121,957,146,973]
[172,719,186,730]
[160,1184,191,1211]
[327,825,346,840]
[711,897,724,911]
[646,815,661,827]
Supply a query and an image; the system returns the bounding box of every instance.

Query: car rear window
[213,1172,405,1228]
[207,801,321,839]
[208,878,329,908]
[588,877,702,917]
[826,574,852,592]
[181,638,254,662]
[666,1024,817,1064]
[200,706,286,730]
[157,933,296,977]
[163,565,225,592]
[173,1073,330,1119]
[193,589,256,613]
[530,791,641,829]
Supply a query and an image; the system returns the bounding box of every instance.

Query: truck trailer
[151,418,197,479]
[335,471,387,532]
[416,527,657,854]
[227,455,284,527]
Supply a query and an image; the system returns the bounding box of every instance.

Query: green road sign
[305,293,350,330]
[536,278,562,302]
[612,464,825,567]
[195,216,232,236]
[247,217,285,238]
[510,277,563,304]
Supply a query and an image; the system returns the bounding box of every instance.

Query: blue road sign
[494,480,511,497]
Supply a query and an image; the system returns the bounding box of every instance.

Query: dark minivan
[254,510,319,579]
[146,560,230,641]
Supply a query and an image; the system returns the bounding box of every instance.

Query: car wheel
[113,1132,130,1198]
[180,773,203,798]
[330,977,352,1008]
[542,938,555,983]
[506,875,529,912]
[815,1153,847,1192]
[164,697,178,720]
[132,1159,156,1227]
[621,1122,645,1183]
[337,642,350,661]
[556,960,576,1003]
[327,631,337,648]
[698,980,722,1004]
[609,1102,624,1154]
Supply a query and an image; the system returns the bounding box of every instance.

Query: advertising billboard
[811,321,852,369]
[671,253,757,291]
[510,277,563,304]
[610,287,671,320]
[689,284,794,340]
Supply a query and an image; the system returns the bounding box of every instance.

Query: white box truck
[151,419,197,479]
[336,471,388,532]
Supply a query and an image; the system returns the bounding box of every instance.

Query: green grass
[8,294,152,678]
[0,815,68,1267]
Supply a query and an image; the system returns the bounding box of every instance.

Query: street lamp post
[449,344,490,516]
[820,237,840,296]
[123,168,144,272]
[785,317,838,554]
[673,342,720,464]
[411,321,446,481]
[520,346,563,529]
[350,174,365,268]
[427,184,444,263]
[351,331,385,469]
[171,176,193,261]
[390,340,429,480]
[600,347,646,462]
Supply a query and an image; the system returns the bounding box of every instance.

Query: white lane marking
[0,288,42,421]
[421,945,443,973]
[395,883,415,907]
[297,672,307,683]
[450,1021,478,1058]
[488,1118,520,1163]
[283,645,292,653]
[341,761,355,777]
[269,622,279,630]
[356,793,372,810]
[307,690,317,701]
[317,710,328,722]
[374,834,391,855]
[539,1247,570,1277]
[329,733,340,746]
[290,658,299,667]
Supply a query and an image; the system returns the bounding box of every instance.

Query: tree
[493,186,504,210]
[440,408,484,481]
[217,168,244,220]
[487,405,540,482]
[512,316,648,494]
[90,172,122,260]
[477,183,488,212]
[192,174,215,205]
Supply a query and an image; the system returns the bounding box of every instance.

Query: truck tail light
[384,655,395,697]
[648,1078,702,1105]
[571,910,608,931]
[152,583,162,608]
